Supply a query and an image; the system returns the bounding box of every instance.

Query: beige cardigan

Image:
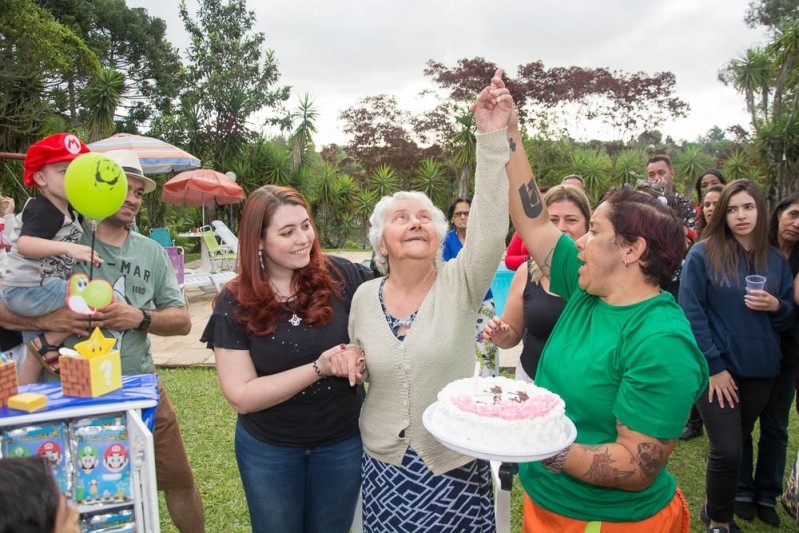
[349,128,510,475]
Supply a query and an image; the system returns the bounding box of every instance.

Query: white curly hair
[368,191,449,275]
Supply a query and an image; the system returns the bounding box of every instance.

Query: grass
[157,367,799,532]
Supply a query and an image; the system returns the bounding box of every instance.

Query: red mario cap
[23,133,90,188]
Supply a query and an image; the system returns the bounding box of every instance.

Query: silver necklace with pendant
[286,300,302,327]
[272,282,301,326]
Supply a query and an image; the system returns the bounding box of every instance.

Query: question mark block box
[0,361,18,406]
[60,351,122,398]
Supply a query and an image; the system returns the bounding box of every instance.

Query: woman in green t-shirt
[488,77,708,531]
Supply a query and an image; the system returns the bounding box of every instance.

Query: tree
[39,0,184,129]
[179,0,291,171]
[719,48,773,130]
[83,67,125,142]
[746,0,799,28]
[0,0,99,152]
[568,149,611,203]
[368,164,400,199]
[288,93,318,175]
[450,107,476,199]
[413,158,448,208]
[424,57,689,141]
[339,94,421,186]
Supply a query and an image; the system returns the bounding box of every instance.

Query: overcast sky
[128,0,769,146]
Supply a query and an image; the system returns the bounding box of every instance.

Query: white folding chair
[211,220,239,254]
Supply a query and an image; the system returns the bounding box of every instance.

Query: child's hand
[66,243,103,266]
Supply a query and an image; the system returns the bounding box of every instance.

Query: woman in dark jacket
[679,180,795,532]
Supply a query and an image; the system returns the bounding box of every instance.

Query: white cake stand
[422,402,577,462]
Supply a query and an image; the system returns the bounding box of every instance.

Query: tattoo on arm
[583,447,636,485]
[518,179,542,218]
[508,137,516,152]
[540,246,555,276]
[636,442,665,478]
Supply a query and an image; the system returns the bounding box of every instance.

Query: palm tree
[352,189,377,247]
[288,93,318,175]
[83,68,125,142]
[313,161,340,243]
[721,48,773,130]
[675,145,715,197]
[368,164,400,199]
[413,158,448,207]
[569,149,611,204]
[612,149,645,186]
[451,107,476,199]
[721,150,751,181]
[261,141,292,186]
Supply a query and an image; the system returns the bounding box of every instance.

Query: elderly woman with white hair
[330,70,511,531]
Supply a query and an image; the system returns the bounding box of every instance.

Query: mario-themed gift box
[2,422,71,496]
[71,415,132,505]
[60,328,122,398]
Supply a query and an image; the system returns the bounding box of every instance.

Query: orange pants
[523,487,690,533]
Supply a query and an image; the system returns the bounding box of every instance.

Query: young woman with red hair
[201,185,372,532]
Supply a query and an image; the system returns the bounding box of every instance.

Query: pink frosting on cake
[450,392,560,420]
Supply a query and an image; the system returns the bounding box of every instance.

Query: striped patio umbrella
[88,133,201,174]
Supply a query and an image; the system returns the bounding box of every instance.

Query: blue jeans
[235,421,362,533]
[737,364,796,507]
[1,281,67,343]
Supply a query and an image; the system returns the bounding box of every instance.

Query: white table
[177,232,213,272]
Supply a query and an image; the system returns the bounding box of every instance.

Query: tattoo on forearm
[636,442,665,478]
[508,137,516,152]
[518,179,542,218]
[584,447,636,485]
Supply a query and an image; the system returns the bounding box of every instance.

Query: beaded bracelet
[312,359,327,379]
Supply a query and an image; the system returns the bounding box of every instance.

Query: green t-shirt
[519,234,707,522]
[64,228,184,375]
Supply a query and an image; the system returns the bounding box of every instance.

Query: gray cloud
[130,0,767,145]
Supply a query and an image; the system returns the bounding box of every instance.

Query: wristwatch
[542,445,570,474]
[136,309,152,331]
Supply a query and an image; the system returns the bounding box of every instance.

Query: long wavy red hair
[224,185,342,336]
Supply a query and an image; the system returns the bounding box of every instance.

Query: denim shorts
[1,281,67,343]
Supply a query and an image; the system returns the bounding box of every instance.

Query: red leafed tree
[339,94,423,187]
[424,58,689,141]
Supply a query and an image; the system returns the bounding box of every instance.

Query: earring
[258,249,265,271]
[623,259,629,268]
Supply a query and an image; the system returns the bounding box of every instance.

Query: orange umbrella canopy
[161,169,245,207]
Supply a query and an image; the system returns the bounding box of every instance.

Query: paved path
[151,251,522,369]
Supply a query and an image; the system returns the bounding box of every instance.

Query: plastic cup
[746,275,766,292]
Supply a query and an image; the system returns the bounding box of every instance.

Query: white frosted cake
[429,376,567,454]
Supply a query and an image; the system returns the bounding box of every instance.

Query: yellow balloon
[64,153,128,220]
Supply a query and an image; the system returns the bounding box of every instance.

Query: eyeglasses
[453,211,470,218]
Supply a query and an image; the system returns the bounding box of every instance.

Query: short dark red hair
[601,186,685,288]
[225,185,341,336]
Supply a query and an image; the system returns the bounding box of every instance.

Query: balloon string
[89,219,97,281]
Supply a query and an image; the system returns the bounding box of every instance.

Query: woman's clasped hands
[321,344,366,386]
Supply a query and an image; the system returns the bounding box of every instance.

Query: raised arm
[505,111,563,277]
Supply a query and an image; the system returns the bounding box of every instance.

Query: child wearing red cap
[0,133,102,377]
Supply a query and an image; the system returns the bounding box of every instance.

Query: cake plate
[422,402,577,463]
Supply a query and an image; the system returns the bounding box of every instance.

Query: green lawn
[157,367,799,532]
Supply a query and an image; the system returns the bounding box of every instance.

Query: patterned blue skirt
[362,447,496,532]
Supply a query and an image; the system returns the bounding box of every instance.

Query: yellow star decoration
[74,327,116,359]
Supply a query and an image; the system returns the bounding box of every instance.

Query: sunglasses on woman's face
[453,211,470,218]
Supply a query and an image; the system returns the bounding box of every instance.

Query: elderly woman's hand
[323,344,366,386]
[474,68,513,134]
